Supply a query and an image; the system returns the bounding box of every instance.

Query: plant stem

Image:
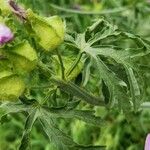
[37,62,105,106]
[50,78,105,106]
[56,49,65,80]
[37,61,55,77]
[66,52,83,77]
[50,4,129,15]
[30,85,53,89]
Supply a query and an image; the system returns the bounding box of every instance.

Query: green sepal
[5,41,38,74]
[0,74,25,101]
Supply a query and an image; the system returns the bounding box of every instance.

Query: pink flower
[0,24,14,45]
[145,134,150,150]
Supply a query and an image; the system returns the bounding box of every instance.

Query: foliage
[0,0,150,150]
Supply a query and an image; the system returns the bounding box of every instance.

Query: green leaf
[95,57,131,113]
[121,32,150,51]
[86,19,120,46]
[102,80,110,105]
[81,58,92,86]
[0,102,29,123]
[0,102,29,114]
[39,108,105,150]
[65,18,150,112]
[39,114,75,150]
[124,66,141,111]
[51,78,105,106]
[42,106,104,126]
[19,109,38,150]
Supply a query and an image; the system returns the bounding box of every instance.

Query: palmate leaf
[0,102,30,123]
[94,57,131,113]
[65,18,150,112]
[85,18,150,50]
[41,106,104,126]
[86,18,120,46]
[19,109,38,150]
[39,117,105,150]
[85,47,141,110]
[39,108,105,150]
[0,101,105,150]
[0,102,39,150]
[39,117,75,150]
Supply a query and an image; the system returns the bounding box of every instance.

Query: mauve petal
[145,134,150,150]
[0,24,14,45]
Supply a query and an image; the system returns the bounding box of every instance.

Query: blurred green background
[1,0,150,149]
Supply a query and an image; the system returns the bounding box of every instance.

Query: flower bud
[6,41,38,73]
[0,74,25,101]
[26,9,65,51]
[0,59,25,101]
[0,24,14,45]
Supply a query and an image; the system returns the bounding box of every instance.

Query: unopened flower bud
[26,9,65,51]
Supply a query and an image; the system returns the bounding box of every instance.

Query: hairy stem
[66,52,83,77]
[50,4,129,15]
[56,49,65,80]
[50,78,105,106]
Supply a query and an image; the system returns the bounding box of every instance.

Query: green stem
[66,52,83,77]
[30,85,53,89]
[38,61,105,106]
[37,61,54,77]
[50,78,105,106]
[50,4,129,15]
[56,49,65,80]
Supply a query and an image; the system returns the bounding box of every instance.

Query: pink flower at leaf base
[145,134,150,150]
[0,24,14,45]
